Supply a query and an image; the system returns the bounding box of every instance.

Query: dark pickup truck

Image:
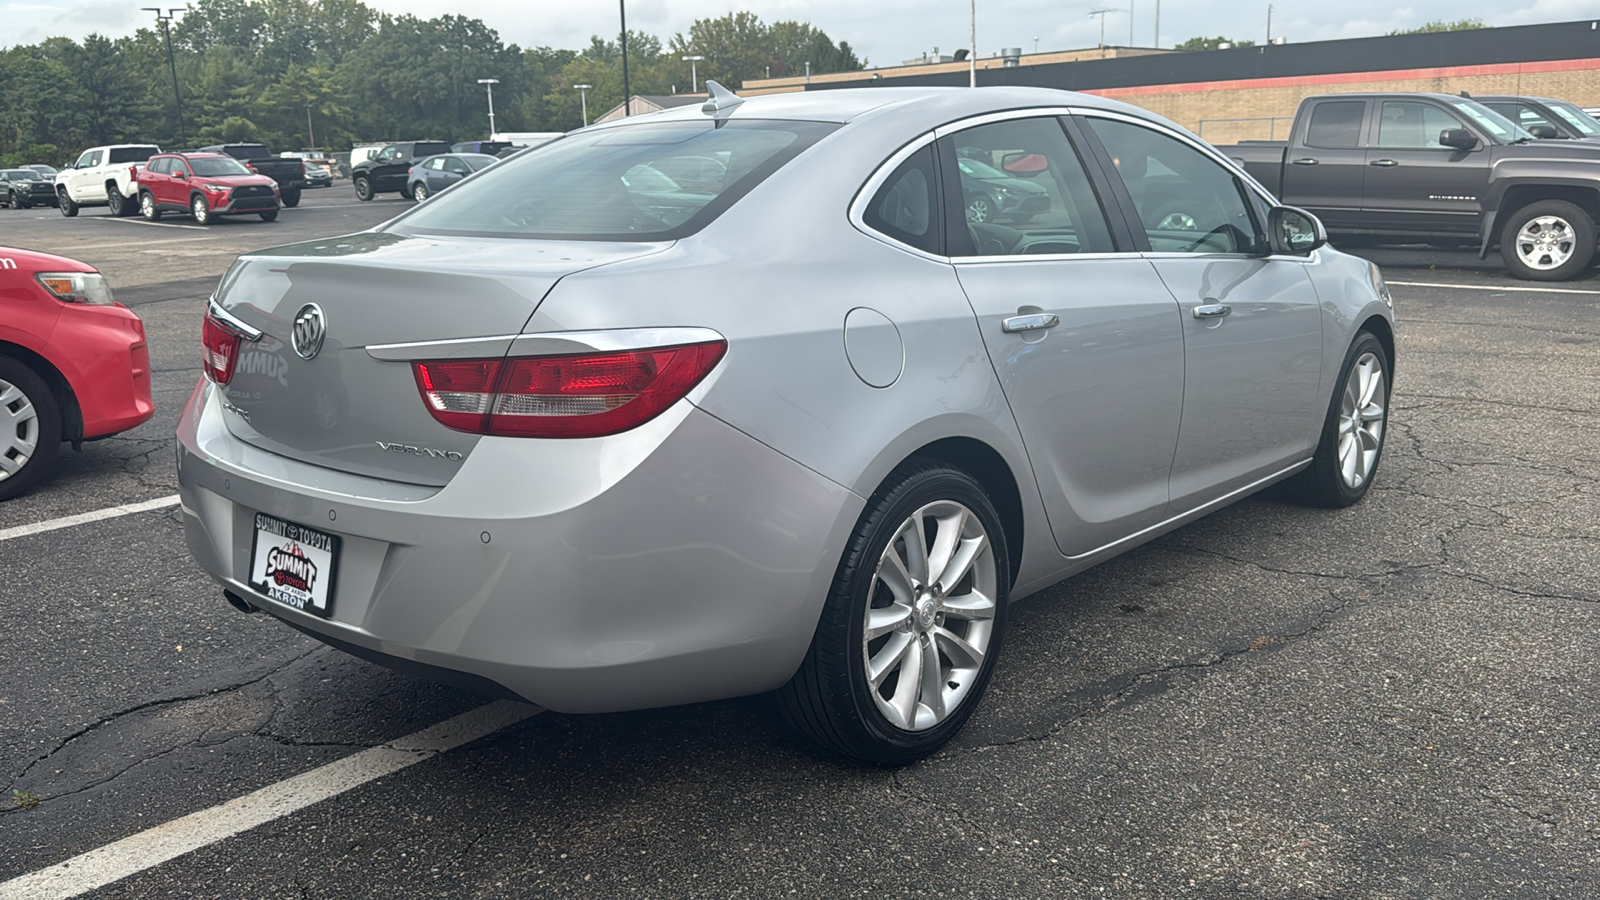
[1220,92,1600,280]
[198,144,305,207]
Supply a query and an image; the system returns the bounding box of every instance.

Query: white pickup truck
[56,144,161,217]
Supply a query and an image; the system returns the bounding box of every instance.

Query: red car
[0,246,153,500]
[135,152,281,225]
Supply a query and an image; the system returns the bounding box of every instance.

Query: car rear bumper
[176,381,861,713]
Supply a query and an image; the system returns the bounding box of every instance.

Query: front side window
[394,119,838,241]
[1304,101,1365,149]
[862,144,939,255]
[946,116,1114,257]
[77,150,101,168]
[1377,102,1469,149]
[1086,116,1263,254]
[377,147,401,161]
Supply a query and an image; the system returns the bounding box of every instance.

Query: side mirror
[1268,205,1326,255]
[1000,152,1049,175]
[1438,128,1478,151]
[1526,124,1560,139]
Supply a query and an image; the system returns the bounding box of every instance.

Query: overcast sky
[3,0,1595,63]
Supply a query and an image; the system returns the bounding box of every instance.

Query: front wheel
[280,189,300,208]
[258,209,278,222]
[1288,331,1390,508]
[1500,199,1597,281]
[0,356,63,502]
[779,460,1010,765]
[354,176,373,201]
[191,194,213,225]
[964,193,995,224]
[58,189,78,217]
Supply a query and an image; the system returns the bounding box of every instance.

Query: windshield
[3,169,40,181]
[957,157,1008,180]
[27,165,56,175]
[1544,100,1600,137]
[1442,99,1535,142]
[189,157,252,177]
[392,119,838,241]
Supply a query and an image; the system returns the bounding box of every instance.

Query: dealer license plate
[248,513,340,618]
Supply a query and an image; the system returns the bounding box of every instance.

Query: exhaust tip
[223,590,258,614]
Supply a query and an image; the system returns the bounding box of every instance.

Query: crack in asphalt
[2,645,323,801]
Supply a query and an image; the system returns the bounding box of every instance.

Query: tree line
[0,1,862,167]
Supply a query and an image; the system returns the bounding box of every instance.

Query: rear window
[1304,101,1364,149]
[108,146,159,164]
[392,119,838,241]
[414,142,452,157]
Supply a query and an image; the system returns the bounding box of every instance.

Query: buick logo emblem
[291,303,326,360]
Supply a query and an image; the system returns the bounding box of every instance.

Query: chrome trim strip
[206,298,263,342]
[1064,459,1313,561]
[366,327,727,361]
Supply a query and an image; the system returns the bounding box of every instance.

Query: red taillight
[201,314,242,384]
[411,340,726,438]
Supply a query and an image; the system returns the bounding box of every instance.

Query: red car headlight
[36,271,116,305]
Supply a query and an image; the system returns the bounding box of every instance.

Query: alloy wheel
[965,196,992,223]
[1337,351,1386,490]
[862,500,998,731]
[1514,215,1576,271]
[0,377,40,483]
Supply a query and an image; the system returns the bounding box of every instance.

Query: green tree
[667,13,862,89]
[1174,36,1256,51]
[1388,18,1486,35]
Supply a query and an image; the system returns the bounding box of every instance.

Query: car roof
[165,152,231,160]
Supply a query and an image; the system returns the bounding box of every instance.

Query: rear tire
[779,460,1011,765]
[354,176,373,201]
[0,356,63,502]
[412,182,429,202]
[1288,331,1390,508]
[140,190,161,221]
[58,188,78,217]
[106,183,133,217]
[1500,199,1596,282]
[280,189,301,208]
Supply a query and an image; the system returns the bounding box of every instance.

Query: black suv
[351,141,452,200]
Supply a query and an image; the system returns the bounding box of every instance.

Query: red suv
[136,153,281,224]
[0,246,153,499]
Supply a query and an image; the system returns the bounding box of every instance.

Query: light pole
[682,54,704,93]
[142,7,185,146]
[306,105,314,150]
[619,0,631,116]
[476,78,499,137]
[574,83,592,127]
[968,0,976,88]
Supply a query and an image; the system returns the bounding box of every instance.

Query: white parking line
[1387,280,1600,296]
[93,218,209,231]
[0,700,540,900]
[0,495,180,543]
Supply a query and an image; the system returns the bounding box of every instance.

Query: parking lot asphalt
[2,192,1597,898]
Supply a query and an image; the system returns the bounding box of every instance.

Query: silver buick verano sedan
[178,86,1395,764]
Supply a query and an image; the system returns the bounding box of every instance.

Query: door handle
[1291,158,1319,166]
[1001,313,1060,333]
[1192,304,1232,319]
[1369,158,1399,167]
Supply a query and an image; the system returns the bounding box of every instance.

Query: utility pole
[1129,0,1135,46]
[142,7,185,146]
[1154,0,1161,47]
[477,78,499,136]
[619,0,631,116]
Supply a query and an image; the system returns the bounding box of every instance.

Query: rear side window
[414,142,452,157]
[862,145,940,255]
[108,146,158,164]
[1304,101,1365,149]
[394,119,838,241]
[147,157,171,175]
